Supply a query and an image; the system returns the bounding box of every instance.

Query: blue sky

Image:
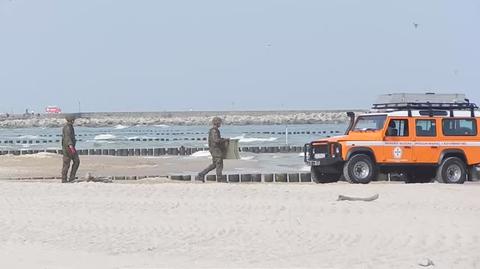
[0,0,479,113]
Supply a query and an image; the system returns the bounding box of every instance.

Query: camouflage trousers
[62,153,80,183]
[198,157,224,180]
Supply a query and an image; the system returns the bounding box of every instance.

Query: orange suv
[304,93,480,184]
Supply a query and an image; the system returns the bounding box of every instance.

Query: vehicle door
[383,118,415,163]
[414,118,440,163]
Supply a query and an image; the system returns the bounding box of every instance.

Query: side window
[416,119,437,137]
[386,119,409,137]
[443,119,477,136]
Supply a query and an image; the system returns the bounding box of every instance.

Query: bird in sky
[413,22,419,29]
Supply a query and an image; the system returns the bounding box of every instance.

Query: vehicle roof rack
[372,102,478,111]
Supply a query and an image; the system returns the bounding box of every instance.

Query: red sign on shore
[45,106,62,114]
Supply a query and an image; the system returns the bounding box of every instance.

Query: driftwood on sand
[418,258,435,267]
[73,173,113,183]
[337,194,379,202]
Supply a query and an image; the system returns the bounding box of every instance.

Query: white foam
[190,151,211,157]
[232,135,278,143]
[94,134,117,140]
[154,124,170,128]
[300,165,311,172]
[241,156,255,161]
[17,135,40,140]
[114,125,129,130]
[93,141,115,145]
[19,152,57,159]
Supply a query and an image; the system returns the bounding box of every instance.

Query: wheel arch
[346,147,377,163]
[438,149,468,165]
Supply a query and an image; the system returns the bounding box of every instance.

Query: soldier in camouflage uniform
[61,114,80,183]
[197,117,229,182]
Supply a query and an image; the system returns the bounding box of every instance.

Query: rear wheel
[311,166,341,183]
[436,157,467,184]
[343,154,377,184]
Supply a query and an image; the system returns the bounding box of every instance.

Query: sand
[0,152,307,179]
[1,153,479,268]
[0,180,479,269]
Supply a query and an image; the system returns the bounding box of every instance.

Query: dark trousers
[198,157,224,179]
[62,153,80,182]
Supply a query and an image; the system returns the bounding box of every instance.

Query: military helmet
[212,117,223,125]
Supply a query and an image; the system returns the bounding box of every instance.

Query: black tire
[343,154,377,184]
[311,166,341,183]
[436,157,467,184]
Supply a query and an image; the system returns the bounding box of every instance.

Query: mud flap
[470,166,480,181]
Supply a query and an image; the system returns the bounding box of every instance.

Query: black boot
[195,174,206,183]
[217,175,227,183]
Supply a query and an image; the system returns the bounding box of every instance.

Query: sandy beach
[0,153,479,268]
[0,154,479,269]
[0,179,479,269]
[0,152,308,179]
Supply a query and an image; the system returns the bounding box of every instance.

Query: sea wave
[232,135,278,143]
[17,135,40,140]
[300,165,311,172]
[114,125,129,130]
[190,150,211,157]
[154,124,170,128]
[126,136,157,141]
[19,152,57,159]
[93,141,116,145]
[94,134,117,140]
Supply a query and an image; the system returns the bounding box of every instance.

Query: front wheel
[343,154,377,184]
[436,157,467,184]
[311,166,341,183]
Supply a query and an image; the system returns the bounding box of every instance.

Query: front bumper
[304,143,344,167]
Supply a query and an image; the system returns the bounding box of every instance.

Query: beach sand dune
[0,180,479,268]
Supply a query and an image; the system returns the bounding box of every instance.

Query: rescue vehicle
[304,93,480,184]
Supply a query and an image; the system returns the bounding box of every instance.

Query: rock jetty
[0,110,365,128]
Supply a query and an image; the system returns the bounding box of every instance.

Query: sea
[0,123,347,151]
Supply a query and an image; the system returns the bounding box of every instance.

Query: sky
[0,0,479,113]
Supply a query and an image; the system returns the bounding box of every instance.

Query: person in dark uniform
[61,114,80,183]
[197,117,229,182]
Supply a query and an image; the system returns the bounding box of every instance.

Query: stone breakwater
[0,110,364,128]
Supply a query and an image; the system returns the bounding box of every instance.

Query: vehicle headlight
[331,143,342,157]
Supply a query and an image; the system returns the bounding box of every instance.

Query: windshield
[353,115,387,131]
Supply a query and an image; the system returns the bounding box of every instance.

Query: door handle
[431,146,438,149]
[405,146,412,149]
